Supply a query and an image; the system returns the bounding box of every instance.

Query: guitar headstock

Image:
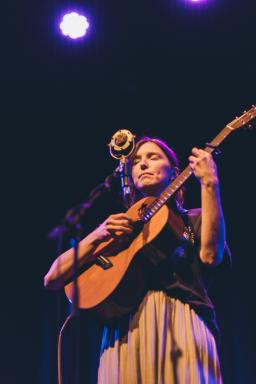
[226,105,256,131]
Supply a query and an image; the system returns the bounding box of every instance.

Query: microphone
[108,129,136,159]
[109,129,136,208]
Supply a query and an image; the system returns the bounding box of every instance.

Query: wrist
[85,230,103,246]
[200,176,219,188]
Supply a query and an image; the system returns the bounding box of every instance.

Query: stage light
[59,12,90,39]
[184,0,207,3]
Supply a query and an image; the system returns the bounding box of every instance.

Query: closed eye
[132,152,162,165]
[149,154,159,160]
[132,157,140,165]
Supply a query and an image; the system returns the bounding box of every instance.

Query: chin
[142,179,170,195]
[139,184,162,197]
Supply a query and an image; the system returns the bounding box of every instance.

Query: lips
[139,172,153,179]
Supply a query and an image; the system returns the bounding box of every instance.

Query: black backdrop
[1,0,256,383]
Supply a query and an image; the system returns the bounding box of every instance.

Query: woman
[45,136,228,383]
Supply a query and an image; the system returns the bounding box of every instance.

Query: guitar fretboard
[140,125,233,223]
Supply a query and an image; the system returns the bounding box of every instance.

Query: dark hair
[129,136,184,206]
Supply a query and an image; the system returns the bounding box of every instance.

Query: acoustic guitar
[65,106,256,321]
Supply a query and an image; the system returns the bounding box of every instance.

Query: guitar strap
[180,209,201,248]
[167,201,195,246]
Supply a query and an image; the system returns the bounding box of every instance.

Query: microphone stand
[108,129,135,209]
[48,174,116,384]
[48,128,136,382]
[119,157,132,209]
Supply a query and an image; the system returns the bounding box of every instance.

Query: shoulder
[187,208,201,217]
[186,208,202,231]
[186,208,232,269]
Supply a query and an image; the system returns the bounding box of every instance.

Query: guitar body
[64,196,170,321]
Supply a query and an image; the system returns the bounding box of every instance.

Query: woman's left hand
[188,147,219,186]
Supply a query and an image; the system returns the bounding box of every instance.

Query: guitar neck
[141,125,233,223]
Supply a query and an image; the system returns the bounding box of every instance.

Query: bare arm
[189,148,225,266]
[44,213,133,290]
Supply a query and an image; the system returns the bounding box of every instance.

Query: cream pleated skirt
[97,291,222,384]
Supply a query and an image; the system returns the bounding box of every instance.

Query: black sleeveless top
[140,207,231,343]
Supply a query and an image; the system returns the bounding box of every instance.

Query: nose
[139,157,148,170]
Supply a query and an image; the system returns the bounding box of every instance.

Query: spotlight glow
[185,0,207,3]
[60,12,89,39]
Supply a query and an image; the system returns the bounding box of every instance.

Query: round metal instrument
[109,129,136,160]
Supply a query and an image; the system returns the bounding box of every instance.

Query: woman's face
[131,141,173,196]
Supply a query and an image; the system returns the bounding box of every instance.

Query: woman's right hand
[91,213,134,242]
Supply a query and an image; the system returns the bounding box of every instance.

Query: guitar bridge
[96,255,113,270]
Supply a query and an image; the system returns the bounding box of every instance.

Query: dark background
[1,0,256,383]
